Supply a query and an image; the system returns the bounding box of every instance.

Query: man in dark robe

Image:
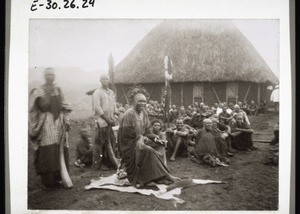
[118,90,180,187]
[190,119,222,167]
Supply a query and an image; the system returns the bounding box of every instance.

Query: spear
[164,56,173,127]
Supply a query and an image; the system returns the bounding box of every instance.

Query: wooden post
[164,56,173,127]
[181,83,183,106]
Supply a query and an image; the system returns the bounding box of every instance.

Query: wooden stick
[211,85,220,103]
[121,85,129,104]
[181,83,183,106]
[243,84,252,101]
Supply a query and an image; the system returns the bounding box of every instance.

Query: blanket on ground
[85,174,223,204]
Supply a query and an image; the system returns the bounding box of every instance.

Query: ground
[28,113,279,211]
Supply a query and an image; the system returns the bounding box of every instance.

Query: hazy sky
[29,19,279,77]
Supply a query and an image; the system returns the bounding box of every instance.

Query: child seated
[74,128,93,168]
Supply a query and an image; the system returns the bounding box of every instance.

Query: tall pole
[164,56,173,127]
[108,53,116,93]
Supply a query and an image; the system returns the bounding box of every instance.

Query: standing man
[92,74,119,171]
[29,68,72,190]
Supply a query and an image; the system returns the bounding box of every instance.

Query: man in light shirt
[92,74,119,171]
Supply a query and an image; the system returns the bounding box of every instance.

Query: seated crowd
[76,99,262,169]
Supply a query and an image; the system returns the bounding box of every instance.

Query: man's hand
[65,123,71,132]
[108,119,116,126]
[166,128,174,133]
[102,114,116,126]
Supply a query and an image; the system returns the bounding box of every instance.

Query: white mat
[85,174,223,204]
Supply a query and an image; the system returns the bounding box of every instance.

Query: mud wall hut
[114,20,278,107]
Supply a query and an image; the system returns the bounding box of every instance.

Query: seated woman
[146,119,167,165]
[229,115,256,151]
[190,119,223,167]
[210,118,233,163]
[118,86,180,187]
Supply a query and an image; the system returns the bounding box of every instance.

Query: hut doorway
[226,82,238,104]
[193,83,204,103]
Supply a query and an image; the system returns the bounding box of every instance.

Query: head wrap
[203,118,212,125]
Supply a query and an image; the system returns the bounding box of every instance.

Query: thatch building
[114,20,278,106]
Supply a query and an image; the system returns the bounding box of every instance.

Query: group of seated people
[75,98,260,169]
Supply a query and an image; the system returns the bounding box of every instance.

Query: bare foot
[156,179,172,185]
[169,157,175,161]
[146,182,157,187]
[167,174,181,183]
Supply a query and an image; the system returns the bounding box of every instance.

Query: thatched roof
[114,20,278,84]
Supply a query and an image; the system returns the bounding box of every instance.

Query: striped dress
[29,84,72,187]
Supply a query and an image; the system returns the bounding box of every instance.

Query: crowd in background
[101,99,269,167]
[115,99,267,128]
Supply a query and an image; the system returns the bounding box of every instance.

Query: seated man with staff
[118,85,180,187]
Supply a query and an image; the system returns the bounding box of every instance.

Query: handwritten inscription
[31,0,95,11]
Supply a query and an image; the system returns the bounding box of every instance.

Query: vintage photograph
[28,19,279,210]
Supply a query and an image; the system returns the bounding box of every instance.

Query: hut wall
[203,82,226,106]
[183,83,193,106]
[116,82,270,107]
[170,83,182,107]
[260,83,272,104]
[143,83,162,102]
[237,82,250,102]
[116,83,163,104]
[246,83,258,103]
[116,84,130,104]
[237,82,261,104]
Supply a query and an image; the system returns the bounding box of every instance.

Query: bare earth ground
[28,113,279,211]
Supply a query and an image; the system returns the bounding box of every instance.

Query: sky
[29,19,279,77]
